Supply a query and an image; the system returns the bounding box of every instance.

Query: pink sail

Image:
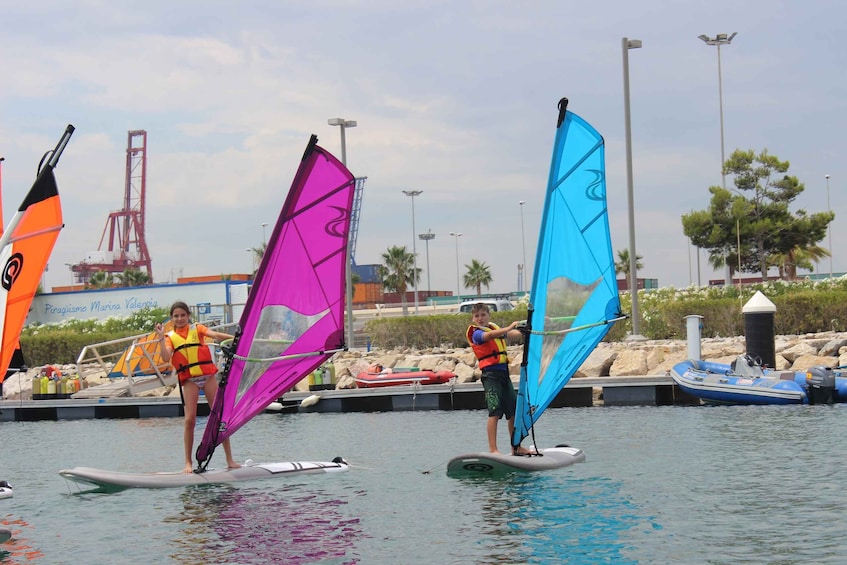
[196,136,355,468]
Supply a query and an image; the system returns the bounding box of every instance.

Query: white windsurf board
[447,446,585,477]
[60,458,348,491]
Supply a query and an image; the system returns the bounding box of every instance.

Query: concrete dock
[0,375,699,422]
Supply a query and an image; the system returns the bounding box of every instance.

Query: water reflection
[453,473,653,564]
[164,484,364,564]
[0,517,44,563]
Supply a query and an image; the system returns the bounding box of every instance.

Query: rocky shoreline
[3,331,846,401]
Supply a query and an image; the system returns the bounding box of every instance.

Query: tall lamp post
[698,33,737,190]
[245,248,254,273]
[826,174,832,278]
[519,200,528,293]
[449,232,462,305]
[261,222,268,246]
[622,37,644,339]
[419,229,435,297]
[328,117,357,348]
[402,190,422,314]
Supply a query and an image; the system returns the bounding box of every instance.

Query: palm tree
[250,242,267,275]
[115,268,150,287]
[463,259,493,296]
[769,244,831,280]
[615,249,644,278]
[379,245,420,315]
[88,271,114,289]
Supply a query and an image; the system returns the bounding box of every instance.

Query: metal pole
[403,190,422,314]
[827,174,832,278]
[622,37,643,338]
[419,230,435,296]
[328,118,357,348]
[688,240,693,286]
[699,33,737,283]
[450,232,462,304]
[519,200,527,293]
[717,44,726,190]
[261,222,268,246]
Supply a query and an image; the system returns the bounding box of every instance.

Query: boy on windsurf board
[466,303,532,455]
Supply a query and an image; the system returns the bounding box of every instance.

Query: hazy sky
[1,1,843,297]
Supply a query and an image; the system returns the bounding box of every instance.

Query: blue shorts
[481,368,516,419]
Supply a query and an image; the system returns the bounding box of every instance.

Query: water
[2,405,846,564]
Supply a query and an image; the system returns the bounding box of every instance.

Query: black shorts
[481,368,517,419]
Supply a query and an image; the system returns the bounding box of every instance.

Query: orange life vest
[466,323,509,369]
[168,324,217,383]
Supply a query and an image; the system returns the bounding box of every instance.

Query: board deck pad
[59,458,348,492]
[447,446,585,477]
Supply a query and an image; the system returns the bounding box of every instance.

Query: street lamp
[64,263,74,286]
[245,248,254,273]
[402,190,422,314]
[419,229,435,296]
[826,174,832,278]
[698,33,737,190]
[519,200,528,293]
[261,222,268,246]
[622,37,644,339]
[328,117,357,348]
[449,232,462,305]
[327,118,357,167]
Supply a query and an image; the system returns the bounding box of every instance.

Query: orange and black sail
[0,125,74,385]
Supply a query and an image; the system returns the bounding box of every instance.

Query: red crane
[72,130,153,284]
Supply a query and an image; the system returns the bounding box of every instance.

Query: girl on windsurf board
[156,301,241,473]
[466,303,532,456]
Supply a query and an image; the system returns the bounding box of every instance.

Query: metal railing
[75,321,238,396]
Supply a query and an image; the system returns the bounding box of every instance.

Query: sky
[1,1,844,297]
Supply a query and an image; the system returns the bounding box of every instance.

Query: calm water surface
[1,404,845,564]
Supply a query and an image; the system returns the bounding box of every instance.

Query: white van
[458,299,514,314]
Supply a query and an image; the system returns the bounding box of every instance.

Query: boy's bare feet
[512,446,532,456]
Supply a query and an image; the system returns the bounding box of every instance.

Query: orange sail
[108,320,174,379]
[0,125,74,384]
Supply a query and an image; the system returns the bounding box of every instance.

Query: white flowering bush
[20,307,172,366]
[609,276,847,339]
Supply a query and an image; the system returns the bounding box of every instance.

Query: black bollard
[742,291,776,368]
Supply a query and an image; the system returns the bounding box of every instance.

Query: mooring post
[684,315,704,360]
[742,291,777,368]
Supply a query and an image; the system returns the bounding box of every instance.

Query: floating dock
[0,376,699,422]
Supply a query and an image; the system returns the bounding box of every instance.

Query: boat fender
[301,394,321,408]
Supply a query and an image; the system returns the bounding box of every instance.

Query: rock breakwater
[3,332,846,401]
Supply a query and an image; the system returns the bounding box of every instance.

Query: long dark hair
[170,301,191,318]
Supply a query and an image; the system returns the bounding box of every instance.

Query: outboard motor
[805,366,836,405]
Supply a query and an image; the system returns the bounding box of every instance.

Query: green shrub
[18,307,170,367]
[16,282,847,362]
[363,279,847,348]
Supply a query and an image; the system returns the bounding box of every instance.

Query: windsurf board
[446,446,585,477]
[60,458,348,492]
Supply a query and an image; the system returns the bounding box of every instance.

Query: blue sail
[513,99,623,448]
